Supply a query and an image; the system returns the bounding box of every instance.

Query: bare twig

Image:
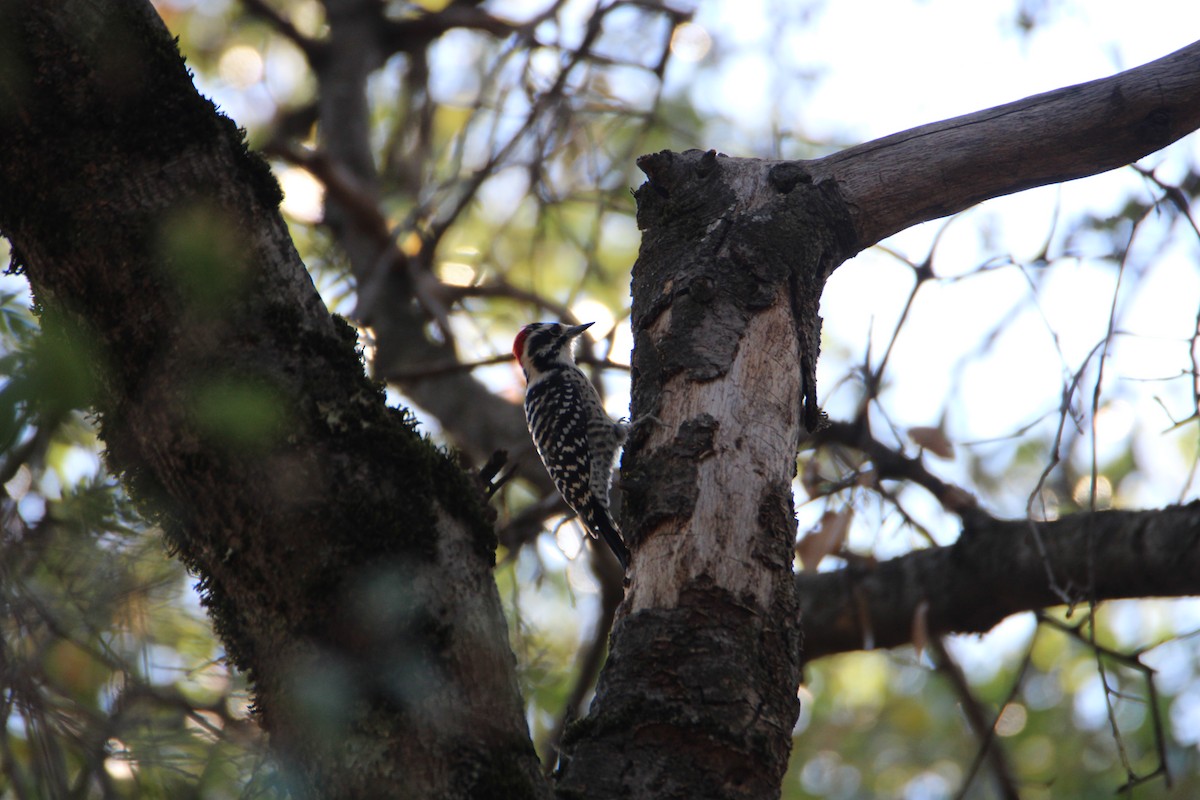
[930,635,1023,800]
[810,419,977,515]
[1037,612,1172,792]
[240,0,324,59]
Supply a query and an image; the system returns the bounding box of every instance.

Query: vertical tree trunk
[0,2,547,797]
[555,150,856,797]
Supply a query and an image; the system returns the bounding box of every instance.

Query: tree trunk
[555,150,856,798]
[0,2,545,797]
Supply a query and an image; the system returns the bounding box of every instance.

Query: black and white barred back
[513,322,630,569]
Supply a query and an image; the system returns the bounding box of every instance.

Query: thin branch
[931,635,1022,800]
[379,5,523,54]
[1037,613,1173,792]
[809,419,977,515]
[240,0,324,60]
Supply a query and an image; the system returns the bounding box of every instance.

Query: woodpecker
[513,322,631,569]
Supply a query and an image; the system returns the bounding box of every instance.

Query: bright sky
[696,0,1200,141]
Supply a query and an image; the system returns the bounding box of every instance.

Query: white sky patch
[265,37,312,103]
[571,299,616,339]
[763,0,1200,142]
[670,22,713,63]
[217,44,263,90]
[278,167,325,224]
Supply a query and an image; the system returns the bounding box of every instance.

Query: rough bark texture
[554,150,857,798]
[797,502,1200,663]
[0,2,545,798]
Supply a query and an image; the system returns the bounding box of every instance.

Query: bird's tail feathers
[583,500,630,570]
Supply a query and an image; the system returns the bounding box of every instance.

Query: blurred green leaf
[190,376,289,452]
[157,203,249,312]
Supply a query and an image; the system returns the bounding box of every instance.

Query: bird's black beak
[566,322,594,337]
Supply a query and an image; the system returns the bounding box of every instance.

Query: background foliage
[2,0,1199,797]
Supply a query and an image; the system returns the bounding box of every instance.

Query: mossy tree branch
[0,2,544,797]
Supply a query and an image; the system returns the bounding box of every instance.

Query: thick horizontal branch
[809,39,1200,250]
[797,502,1200,663]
